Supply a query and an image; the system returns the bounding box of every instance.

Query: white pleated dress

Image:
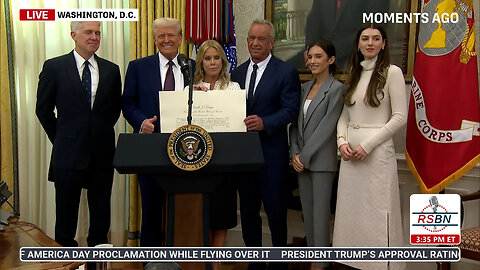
[332,56,408,270]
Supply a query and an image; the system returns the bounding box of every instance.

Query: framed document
[159,90,247,133]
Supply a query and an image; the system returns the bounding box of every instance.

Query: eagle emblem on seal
[180,136,202,160]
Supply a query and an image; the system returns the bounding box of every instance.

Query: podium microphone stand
[114,56,264,270]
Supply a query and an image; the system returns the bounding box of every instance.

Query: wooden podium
[113,132,264,270]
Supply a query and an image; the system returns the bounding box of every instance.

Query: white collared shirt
[73,49,99,109]
[245,53,272,99]
[303,99,312,119]
[158,52,184,91]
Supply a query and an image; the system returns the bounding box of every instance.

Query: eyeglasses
[156,33,179,40]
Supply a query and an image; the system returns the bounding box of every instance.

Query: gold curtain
[127,0,188,247]
[0,0,16,212]
[130,0,188,60]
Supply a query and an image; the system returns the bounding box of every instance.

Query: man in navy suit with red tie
[36,21,122,247]
[122,17,193,247]
[231,19,300,270]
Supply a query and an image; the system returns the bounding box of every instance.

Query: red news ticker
[411,234,460,244]
[19,9,55,21]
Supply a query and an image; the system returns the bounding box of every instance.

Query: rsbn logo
[410,194,460,245]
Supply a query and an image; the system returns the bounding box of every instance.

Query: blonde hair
[193,40,229,89]
[152,18,182,38]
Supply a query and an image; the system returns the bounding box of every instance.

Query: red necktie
[164,60,175,91]
[336,0,341,22]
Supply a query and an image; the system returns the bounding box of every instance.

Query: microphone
[429,196,438,213]
[177,54,189,74]
[429,196,439,230]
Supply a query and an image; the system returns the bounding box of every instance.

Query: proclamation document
[159,90,246,133]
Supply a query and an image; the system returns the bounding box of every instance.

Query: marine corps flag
[406,0,480,193]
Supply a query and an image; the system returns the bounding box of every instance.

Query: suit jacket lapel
[67,51,91,106]
[250,56,277,108]
[237,62,248,89]
[154,54,163,91]
[67,51,83,88]
[303,75,335,130]
[298,80,314,137]
[92,54,104,111]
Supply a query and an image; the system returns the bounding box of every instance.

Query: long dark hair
[344,25,390,107]
[307,39,337,74]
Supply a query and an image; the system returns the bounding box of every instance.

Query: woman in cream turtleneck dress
[332,26,407,270]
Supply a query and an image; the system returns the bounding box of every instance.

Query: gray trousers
[298,171,335,268]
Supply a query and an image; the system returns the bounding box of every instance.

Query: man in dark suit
[122,17,193,247]
[231,19,300,270]
[36,21,122,247]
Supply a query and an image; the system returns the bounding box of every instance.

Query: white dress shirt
[245,53,272,99]
[73,49,98,109]
[303,99,312,119]
[158,52,184,91]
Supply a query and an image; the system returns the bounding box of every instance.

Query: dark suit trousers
[239,165,289,270]
[238,165,289,247]
[138,174,165,247]
[54,166,113,247]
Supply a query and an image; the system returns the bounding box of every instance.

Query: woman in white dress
[332,26,408,270]
[191,39,240,270]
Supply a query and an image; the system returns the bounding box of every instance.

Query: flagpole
[475,0,480,105]
[406,0,420,82]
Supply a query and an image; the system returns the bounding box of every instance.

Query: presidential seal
[167,125,214,171]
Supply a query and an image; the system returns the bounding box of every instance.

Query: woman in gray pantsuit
[289,40,345,270]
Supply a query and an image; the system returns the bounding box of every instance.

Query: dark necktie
[164,60,175,91]
[81,61,91,106]
[248,64,258,100]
